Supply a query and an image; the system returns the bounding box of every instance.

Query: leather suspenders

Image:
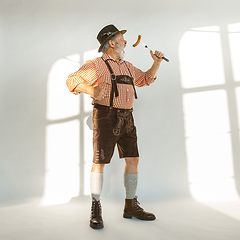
[102,58,119,107]
[101,57,137,108]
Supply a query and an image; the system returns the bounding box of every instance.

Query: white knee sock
[90,172,103,201]
[124,173,138,199]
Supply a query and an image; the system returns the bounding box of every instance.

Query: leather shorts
[92,104,139,164]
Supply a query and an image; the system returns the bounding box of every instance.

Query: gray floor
[1,198,240,240]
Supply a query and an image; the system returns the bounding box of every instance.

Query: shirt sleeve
[126,62,157,87]
[66,59,99,95]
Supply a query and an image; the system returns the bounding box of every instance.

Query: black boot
[123,196,156,220]
[90,198,104,229]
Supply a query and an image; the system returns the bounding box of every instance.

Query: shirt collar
[101,53,125,64]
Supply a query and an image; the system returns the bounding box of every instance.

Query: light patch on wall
[228,23,240,82]
[42,54,81,206]
[41,120,80,206]
[183,90,238,201]
[186,134,238,201]
[179,26,225,89]
[183,90,230,137]
[47,54,80,120]
[183,90,238,202]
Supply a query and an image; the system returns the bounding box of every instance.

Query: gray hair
[101,34,119,53]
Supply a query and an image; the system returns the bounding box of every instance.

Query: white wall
[1,0,240,204]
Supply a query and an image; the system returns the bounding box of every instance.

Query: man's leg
[124,157,139,174]
[124,157,139,199]
[90,163,105,201]
[90,163,105,229]
[123,157,156,221]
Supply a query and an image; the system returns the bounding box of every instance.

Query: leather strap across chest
[101,58,138,107]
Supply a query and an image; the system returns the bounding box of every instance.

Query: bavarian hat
[97,24,127,52]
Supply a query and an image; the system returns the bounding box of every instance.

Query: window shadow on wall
[179,23,240,202]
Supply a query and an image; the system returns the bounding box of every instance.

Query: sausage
[132,35,141,47]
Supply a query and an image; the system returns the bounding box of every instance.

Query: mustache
[115,42,126,48]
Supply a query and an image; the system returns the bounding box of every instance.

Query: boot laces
[134,196,144,211]
[91,198,101,217]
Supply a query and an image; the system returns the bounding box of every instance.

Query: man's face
[114,34,127,60]
[115,33,127,47]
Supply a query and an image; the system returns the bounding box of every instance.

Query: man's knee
[91,163,105,173]
[125,157,139,166]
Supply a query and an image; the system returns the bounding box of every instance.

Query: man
[66,24,165,229]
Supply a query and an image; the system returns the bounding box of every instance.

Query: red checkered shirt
[66,53,156,109]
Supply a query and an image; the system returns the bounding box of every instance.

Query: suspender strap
[123,62,138,99]
[102,58,119,107]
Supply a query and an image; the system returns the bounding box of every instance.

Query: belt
[94,103,133,112]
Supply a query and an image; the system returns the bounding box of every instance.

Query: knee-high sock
[124,173,138,199]
[90,172,103,201]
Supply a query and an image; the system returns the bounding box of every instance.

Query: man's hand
[150,50,165,64]
[92,82,108,100]
[74,82,107,100]
[147,50,165,78]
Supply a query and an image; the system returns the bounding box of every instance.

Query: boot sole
[123,214,156,221]
[90,222,104,229]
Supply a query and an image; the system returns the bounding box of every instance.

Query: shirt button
[127,89,129,91]
[127,99,129,101]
